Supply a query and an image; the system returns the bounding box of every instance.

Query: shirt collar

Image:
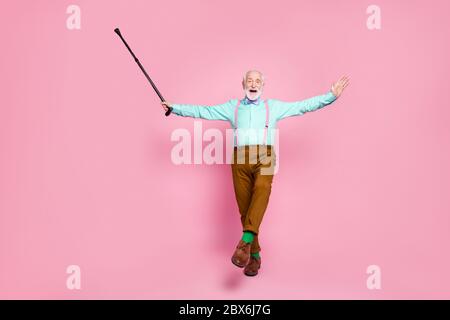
[242,96,261,105]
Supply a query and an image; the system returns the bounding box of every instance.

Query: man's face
[242,71,264,100]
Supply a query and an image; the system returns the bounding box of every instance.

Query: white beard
[244,88,262,101]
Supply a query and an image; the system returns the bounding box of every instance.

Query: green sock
[242,231,254,244]
[251,252,261,259]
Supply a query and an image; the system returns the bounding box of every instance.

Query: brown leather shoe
[244,256,261,276]
[231,240,251,268]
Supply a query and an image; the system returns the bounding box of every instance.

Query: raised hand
[331,76,350,98]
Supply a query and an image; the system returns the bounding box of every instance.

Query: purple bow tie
[244,97,260,105]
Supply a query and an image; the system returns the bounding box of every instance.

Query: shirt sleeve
[171,99,236,121]
[270,91,337,121]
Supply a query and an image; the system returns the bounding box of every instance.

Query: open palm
[331,76,350,98]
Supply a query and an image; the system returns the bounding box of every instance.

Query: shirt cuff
[171,104,181,115]
[329,90,337,100]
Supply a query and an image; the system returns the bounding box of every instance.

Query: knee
[254,179,272,191]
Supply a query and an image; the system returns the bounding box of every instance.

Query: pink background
[1,0,450,299]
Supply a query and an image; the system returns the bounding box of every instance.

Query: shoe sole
[231,257,247,268]
[244,266,260,276]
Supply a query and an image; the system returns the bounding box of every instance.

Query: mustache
[245,88,262,100]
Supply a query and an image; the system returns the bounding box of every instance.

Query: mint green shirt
[171,91,337,146]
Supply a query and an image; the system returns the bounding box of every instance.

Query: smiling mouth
[249,89,258,93]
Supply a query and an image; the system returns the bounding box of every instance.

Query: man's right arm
[163,100,236,121]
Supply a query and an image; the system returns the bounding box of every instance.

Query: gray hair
[242,70,265,84]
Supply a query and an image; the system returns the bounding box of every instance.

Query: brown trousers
[231,144,276,254]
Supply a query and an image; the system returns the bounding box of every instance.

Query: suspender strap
[263,101,269,146]
[234,100,270,146]
[234,100,241,146]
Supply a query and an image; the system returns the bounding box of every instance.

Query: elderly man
[162,71,349,276]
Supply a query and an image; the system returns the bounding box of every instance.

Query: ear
[242,80,245,89]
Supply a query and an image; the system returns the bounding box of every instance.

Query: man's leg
[242,147,276,236]
[231,164,261,251]
[231,161,253,226]
[242,146,275,276]
[231,148,258,268]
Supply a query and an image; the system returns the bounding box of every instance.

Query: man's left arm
[272,76,350,121]
[271,91,337,121]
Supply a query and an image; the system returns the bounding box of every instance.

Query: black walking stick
[114,28,172,116]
